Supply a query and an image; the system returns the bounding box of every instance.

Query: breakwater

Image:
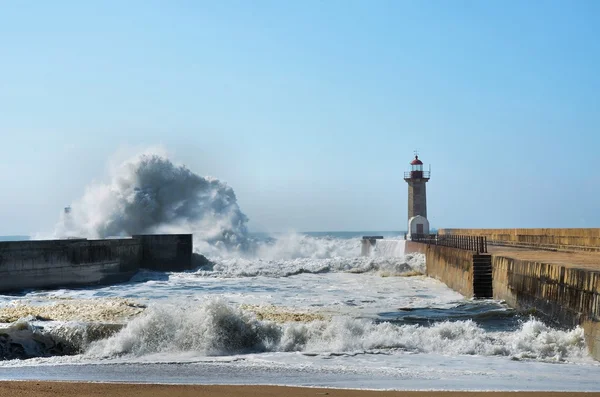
[406,228,600,360]
[0,234,193,293]
[405,241,492,298]
[439,228,600,252]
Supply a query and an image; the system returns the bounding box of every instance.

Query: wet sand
[1,382,599,397]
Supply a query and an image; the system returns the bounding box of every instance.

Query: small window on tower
[414,186,421,195]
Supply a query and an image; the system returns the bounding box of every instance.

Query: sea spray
[196,251,426,278]
[52,151,251,255]
[255,233,361,260]
[48,148,412,262]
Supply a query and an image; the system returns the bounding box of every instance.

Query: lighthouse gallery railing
[403,171,431,179]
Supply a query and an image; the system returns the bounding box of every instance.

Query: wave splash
[48,149,411,263]
[85,300,588,363]
[190,234,421,278]
[52,150,250,255]
[0,318,123,360]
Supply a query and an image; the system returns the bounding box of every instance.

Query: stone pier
[406,228,600,360]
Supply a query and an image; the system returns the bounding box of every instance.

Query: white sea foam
[199,252,425,278]
[85,299,589,363]
[196,234,423,277]
[255,233,361,260]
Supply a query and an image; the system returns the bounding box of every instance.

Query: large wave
[52,150,251,255]
[84,300,588,363]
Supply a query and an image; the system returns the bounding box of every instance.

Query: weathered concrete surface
[439,228,600,252]
[406,239,600,360]
[134,234,193,271]
[583,320,600,360]
[489,247,600,359]
[405,241,475,297]
[0,239,140,292]
[490,254,600,325]
[0,234,194,293]
[406,179,428,220]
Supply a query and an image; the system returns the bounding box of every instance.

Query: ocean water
[1,232,599,391]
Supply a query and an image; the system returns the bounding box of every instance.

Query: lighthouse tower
[404,154,430,239]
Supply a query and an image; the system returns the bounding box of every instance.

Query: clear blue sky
[1,0,599,235]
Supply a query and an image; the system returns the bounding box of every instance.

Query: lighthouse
[404,154,430,239]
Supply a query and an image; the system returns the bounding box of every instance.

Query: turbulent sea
[2,153,600,390]
[1,232,599,391]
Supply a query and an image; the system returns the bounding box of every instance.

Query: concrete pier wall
[134,234,193,271]
[406,239,600,360]
[0,234,193,293]
[491,254,600,359]
[439,228,600,252]
[0,239,140,292]
[490,255,600,326]
[405,241,475,297]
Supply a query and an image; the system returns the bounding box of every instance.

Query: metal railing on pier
[409,234,488,253]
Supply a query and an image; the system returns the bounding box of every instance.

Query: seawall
[405,241,492,298]
[406,241,474,297]
[0,234,194,293]
[439,228,600,252]
[489,250,600,359]
[406,229,600,360]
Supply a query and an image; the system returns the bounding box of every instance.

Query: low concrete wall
[405,242,475,297]
[0,238,140,292]
[135,234,193,271]
[439,228,600,252]
[0,234,194,293]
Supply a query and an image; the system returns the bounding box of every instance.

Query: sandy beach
[1,382,600,397]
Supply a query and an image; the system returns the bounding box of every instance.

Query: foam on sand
[0,298,146,323]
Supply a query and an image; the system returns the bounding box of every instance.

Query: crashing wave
[197,252,425,278]
[0,318,123,360]
[85,300,589,363]
[52,150,251,255]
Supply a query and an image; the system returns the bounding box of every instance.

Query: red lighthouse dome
[410,155,423,166]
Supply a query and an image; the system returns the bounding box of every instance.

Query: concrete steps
[472,254,493,298]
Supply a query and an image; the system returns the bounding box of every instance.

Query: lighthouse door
[416,224,424,234]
